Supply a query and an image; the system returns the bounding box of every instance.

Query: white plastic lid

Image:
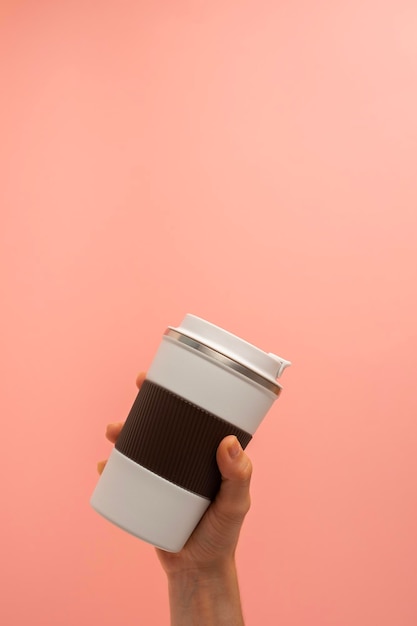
[169,314,291,386]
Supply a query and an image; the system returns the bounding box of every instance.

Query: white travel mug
[90,314,291,552]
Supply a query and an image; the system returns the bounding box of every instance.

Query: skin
[97,372,253,625]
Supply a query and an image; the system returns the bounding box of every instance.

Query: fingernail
[228,437,242,459]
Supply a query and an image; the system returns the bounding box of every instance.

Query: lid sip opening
[267,354,292,379]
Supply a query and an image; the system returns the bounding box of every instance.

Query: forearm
[167,559,245,626]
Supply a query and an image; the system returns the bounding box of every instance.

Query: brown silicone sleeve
[115,379,252,500]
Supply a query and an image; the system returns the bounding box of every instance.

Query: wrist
[167,558,245,626]
[166,556,236,585]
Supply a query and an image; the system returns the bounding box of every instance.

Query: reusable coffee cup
[90,314,291,552]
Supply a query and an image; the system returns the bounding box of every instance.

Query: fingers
[105,422,124,443]
[214,436,252,524]
[98,373,146,475]
[106,372,145,443]
[97,424,122,475]
[97,460,107,474]
[136,371,146,389]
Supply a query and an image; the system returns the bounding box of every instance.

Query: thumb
[214,435,253,524]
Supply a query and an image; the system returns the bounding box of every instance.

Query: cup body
[90,314,290,552]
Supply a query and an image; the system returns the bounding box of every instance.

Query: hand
[97,373,253,577]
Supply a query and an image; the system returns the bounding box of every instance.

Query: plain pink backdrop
[1,1,416,625]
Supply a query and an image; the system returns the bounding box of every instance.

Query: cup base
[90,448,210,552]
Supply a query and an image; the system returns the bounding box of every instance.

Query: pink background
[1,1,417,624]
